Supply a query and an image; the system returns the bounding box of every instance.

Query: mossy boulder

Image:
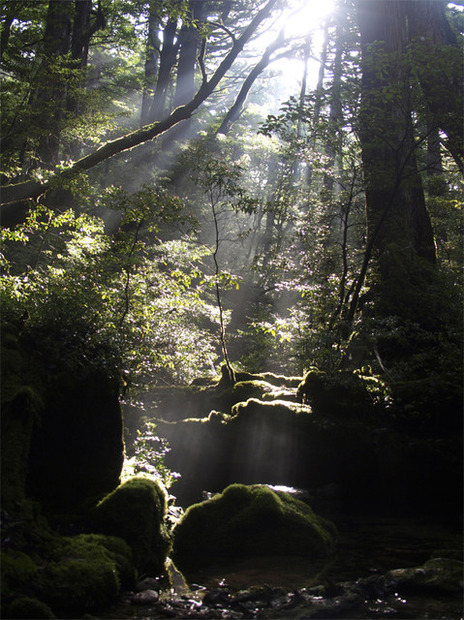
[27,368,124,511]
[172,484,336,570]
[2,533,134,618]
[7,597,56,619]
[92,477,171,575]
[1,320,125,514]
[296,369,387,418]
[231,380,275,403]
[387,558,464,594]
[1,321,44,513]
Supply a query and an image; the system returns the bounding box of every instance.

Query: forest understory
[1,0,463,618]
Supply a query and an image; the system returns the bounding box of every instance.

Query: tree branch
[1,0,280,227]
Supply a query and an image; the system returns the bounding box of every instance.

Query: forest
[1,1,463,619]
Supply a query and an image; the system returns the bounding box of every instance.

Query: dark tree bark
[357,0,436,268]
[70,0,104,69]
[163,0,208,145]
[141,3,161,127]
[344,0,437,323]
[217,29,286,135]
[173,0,206,109]
[148,16,178,122]
[35,0,72,166]
[405,0,463,172]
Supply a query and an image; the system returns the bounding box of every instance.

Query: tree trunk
[217,29,285,136]
[405,0,463,171]
[148,16,178,122]
[323,5,344,197]
[163,0,207,145]
[35,0,72,166]
[357,0,436,272]
[141,3,161,127]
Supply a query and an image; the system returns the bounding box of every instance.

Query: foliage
[130,421,180,489]
[0,186,220,387]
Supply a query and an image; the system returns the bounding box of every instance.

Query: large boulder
[172,483,336,570]
[91,477,171,575]
[26,368,124,511]
[1,320,124,514]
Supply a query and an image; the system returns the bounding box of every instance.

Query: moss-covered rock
[296,369,388,418]
[172,484,336,570]
[231,380,275,403]
[27,368,124,511]
[2,532,134,618]
[1,320,125,515]
[1,322,44,513]
[6,597,56,619]
[92,477,171,575]
[387,558,464,594]
[38,534,131,614]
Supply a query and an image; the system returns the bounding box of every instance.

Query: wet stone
[131,589,160,604]
[137,576,162,592]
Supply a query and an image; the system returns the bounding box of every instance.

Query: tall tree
[349,0,436,323]
[140,2,161,127]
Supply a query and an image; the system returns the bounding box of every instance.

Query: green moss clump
[172,483,336,570]
[1,550,38,596]
[387,558,464,594]
[2,533,134,617]
[231,380,275,403]
[235,371,302,388]
[38,533,132,614]
[92,476,171,575]
[7,597,56,619]
[296,370,384,417]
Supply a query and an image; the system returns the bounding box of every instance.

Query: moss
[172,483,336,570]
[235,371,302,388]
[388,558,464,594]
[38,533,131,614]
[7,597,56,619]
[1,524,135,617]
[296,369,382,417]
[231,380,275,403]
[92,476,171,575]
[1,550,38,598]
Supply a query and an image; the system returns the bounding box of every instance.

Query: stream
[101,513,463,619]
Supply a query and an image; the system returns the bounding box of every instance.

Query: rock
[2,532,135,618]
[131,589,159,605]
[202,589,231,606]
[92,476,171,575]
[172,483,336,570]
[136,577,161,592]
[387,557,464,594]
[296,369,385,417]
[27,368,124,511]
